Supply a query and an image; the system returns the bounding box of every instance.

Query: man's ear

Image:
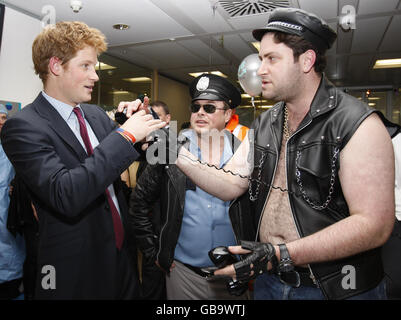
[300,49,316,73]
[49,56,63,76]
[224,108,233,124]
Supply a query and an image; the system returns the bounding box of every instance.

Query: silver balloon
[238,53,262,97]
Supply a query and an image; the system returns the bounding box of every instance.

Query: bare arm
[176,132,252,201]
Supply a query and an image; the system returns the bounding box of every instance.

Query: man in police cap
[194,74,250,141]
[176,8,394,299]
[128,73,253,300]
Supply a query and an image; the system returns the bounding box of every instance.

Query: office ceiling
[3,0,401,89]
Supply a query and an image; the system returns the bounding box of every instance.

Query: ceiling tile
[223,12,271,30]
[357,0,399,15]
[380,15,401,52]
[213,34,255,61]
[178,38,227,65]
[169,0,234,33]
[298,0,338,19]
[351,17,390,53]
[130,42,208,69]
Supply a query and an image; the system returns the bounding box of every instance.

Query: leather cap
[253,8,337,52]
[189,73,241,109]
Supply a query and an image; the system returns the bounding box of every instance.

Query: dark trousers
[0,278,23,300]
[382,219,401,299]
[116,247,141,300]
[23,224,39,300]
[140,260,166,300]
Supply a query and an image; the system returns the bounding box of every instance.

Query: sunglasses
[190,103,227,114]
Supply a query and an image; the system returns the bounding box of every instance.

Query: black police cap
[253,8,337,52]
[189,74,241,109]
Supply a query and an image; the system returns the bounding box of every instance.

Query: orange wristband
[117,131,130,143]
[116,128,136,144]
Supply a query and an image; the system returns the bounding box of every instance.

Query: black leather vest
[249,76,383,299]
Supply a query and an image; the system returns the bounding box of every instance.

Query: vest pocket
[295,141,340,210]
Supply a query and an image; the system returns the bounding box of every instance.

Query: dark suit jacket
[1,93,140,299]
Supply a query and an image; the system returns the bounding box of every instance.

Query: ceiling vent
[217,0,290,18]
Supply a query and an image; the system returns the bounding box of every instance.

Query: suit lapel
[81,104,122,200]
[33,93,88,161]
[81,104,108,142]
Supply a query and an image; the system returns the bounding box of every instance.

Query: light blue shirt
[41,91,121,217]
[0,141,26,283]
[174,130,237,267]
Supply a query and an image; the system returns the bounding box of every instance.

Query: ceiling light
[373,58,401,69]
[251,42,260,52]
[113,24,130,30]
[122,77,152,82]
[109,90,131,94]
[188,71,227,78]
[368,103,376,106]
[211,71,227,78]
[95,62,116,70]
[368,97,380,100]
[239,105,273,109]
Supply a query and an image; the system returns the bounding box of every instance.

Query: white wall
[0,7,42,108]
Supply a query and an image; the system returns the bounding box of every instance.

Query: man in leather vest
[176,8,395,299]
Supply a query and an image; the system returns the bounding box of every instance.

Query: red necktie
[73,107,124,250]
